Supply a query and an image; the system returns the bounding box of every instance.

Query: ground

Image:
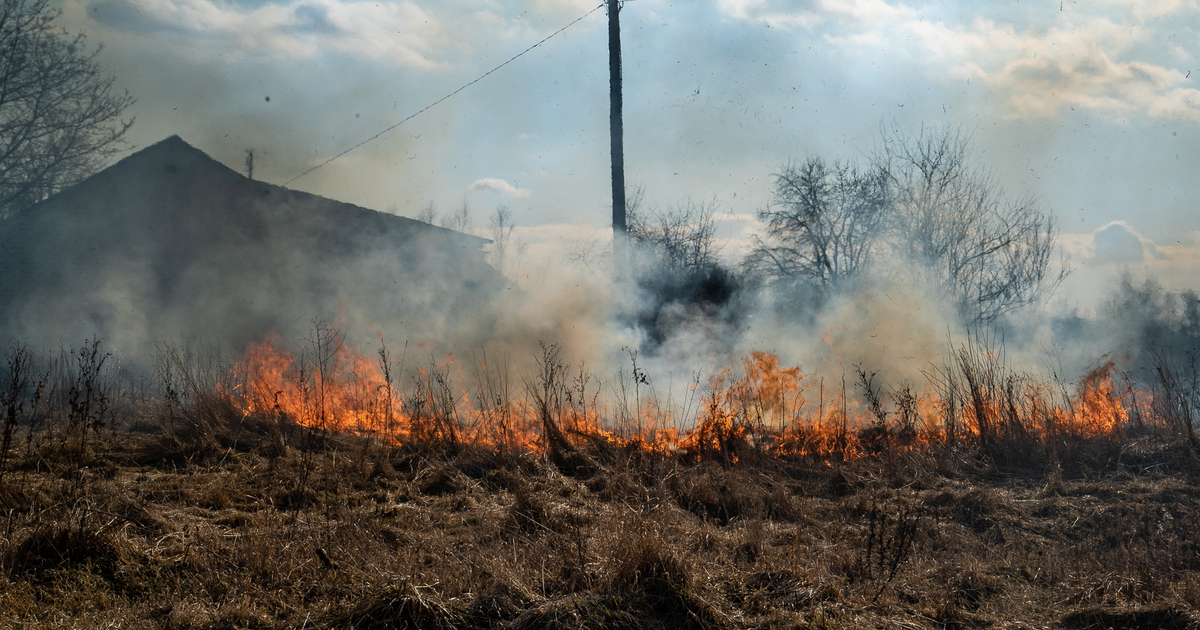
[2,418,1199,630]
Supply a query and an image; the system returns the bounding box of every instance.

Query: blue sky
[58,0,1200,311]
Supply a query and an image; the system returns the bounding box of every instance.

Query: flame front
[221,335,1156,460]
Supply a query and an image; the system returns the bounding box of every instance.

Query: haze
[54,0,1200,313]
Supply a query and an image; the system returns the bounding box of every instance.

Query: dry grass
[1,336,1199,629]
[0,414,1198,630]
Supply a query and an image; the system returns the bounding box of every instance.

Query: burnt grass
[3,421,1200,630]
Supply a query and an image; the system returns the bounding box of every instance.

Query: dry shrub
[337,581,465,630]
[144,397,278,467]
[927,486,1001,533]
[0,478,32,511]
[106,496,167,537]
[937,565,1003,612]
[609,532,691,596]
[585,469,645,503]
[417,464,468,496]
[835,498,920,599]
[734,568,840,615]
[8,522,138,585]
[369,457,398,481]
[668,463,795,525]
[1060,606,1199,630]
[467,578,534,624]
[511,593,644,630]
[733,519,764,566]
[509,482,555,534]
[208,606,274,630]
[447,444,504,480]
[274,486,317,510]
[604,528,726,629]
[483,466,525,493]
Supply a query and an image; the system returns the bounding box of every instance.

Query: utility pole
[608,0,627,271]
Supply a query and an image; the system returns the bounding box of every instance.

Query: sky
[55,0,1200,314]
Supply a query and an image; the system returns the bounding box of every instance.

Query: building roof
[0,136,510,356]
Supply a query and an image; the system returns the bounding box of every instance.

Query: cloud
[953,27,1198,121]
[924,12,1199,122]
[719,0,1200,123]
[83,0,445,68]
[1088,221,1167,265]
[716,0,913,29]
[471,178,531,198]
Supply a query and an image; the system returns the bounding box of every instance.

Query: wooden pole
[608,0,627,269]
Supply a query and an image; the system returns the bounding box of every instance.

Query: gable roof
[0,135,510,356]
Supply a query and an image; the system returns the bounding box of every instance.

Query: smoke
[0,136,525,368]
[0,132,1196,436]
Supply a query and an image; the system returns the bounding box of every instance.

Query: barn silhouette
[0,136,513,357]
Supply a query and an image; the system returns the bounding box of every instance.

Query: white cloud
[1091,221,1154,264]
[717,0,914,29]
[80,0,447,68]
[1063,220,1169,266]
[471,177,531,198]
[720,0,1200,123]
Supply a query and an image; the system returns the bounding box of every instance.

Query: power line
[284,3,606,187]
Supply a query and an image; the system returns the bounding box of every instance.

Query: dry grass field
[1,338,1199,630]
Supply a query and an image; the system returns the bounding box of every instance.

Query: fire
[225,332,400,440]
[220,334,1156,462]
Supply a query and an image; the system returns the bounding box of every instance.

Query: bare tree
[0,0,134,219]
[882,126,1067,322]
[441,199,473,232]
[747,127,1066,324]
[627,192,741,348]
[415,201,438,225]
[745,157,890,296]
[628,197,721,279]
[487,204,526,277]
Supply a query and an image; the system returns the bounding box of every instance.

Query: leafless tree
[747,127,1066,323]
[0,0,134,219]
[627,191,742,348]
[487,204,526,277]
[628,196,721,279]
[441,199,473,232]
[745,157,890,296]
[881,126,1067,322]
[415,201,438,225]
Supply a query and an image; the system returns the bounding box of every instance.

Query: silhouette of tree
[747,127,1066,324]
[628,191,741,349]
[0,0,134,219]
[745,157,890,299]
[881,126,1066,322]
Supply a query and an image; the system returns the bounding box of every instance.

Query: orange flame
[220,335,1157,462]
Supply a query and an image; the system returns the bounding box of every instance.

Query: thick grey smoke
[0,136,521,366]
[0,132,1195,431]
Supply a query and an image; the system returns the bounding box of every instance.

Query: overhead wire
[283,2,606,187]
